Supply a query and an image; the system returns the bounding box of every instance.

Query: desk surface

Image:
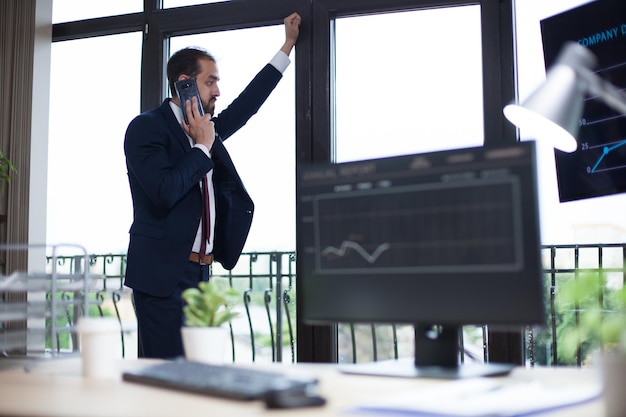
[0,357,605,417]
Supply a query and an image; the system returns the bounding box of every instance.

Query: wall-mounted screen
[541,0,626,202]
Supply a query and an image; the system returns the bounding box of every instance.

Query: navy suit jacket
[124,64,282,297]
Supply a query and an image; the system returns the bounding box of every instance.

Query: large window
[332,5,485,364]
[48,7,297,255]
[334,6,484,163]
[48,33,141,254]
[52,0,142,23]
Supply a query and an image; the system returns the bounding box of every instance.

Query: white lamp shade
[504,64,584,153]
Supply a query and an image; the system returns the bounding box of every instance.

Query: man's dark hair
[167,47,216,97]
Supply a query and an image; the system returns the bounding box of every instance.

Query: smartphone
[174,78,205,125]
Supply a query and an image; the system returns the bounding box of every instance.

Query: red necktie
[199,178,211,256]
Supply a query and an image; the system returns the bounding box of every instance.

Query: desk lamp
[503,41,626,153]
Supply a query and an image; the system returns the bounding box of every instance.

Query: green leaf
[182,280,240,327]
[556,271,626,361]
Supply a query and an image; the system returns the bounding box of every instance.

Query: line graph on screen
[309,178,525,275]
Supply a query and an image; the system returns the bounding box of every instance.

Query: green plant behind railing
[555,271,626,365]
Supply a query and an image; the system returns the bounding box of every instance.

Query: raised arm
[280,12,301,56]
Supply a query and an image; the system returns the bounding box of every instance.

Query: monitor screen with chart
[541,0,626,202]
[296,142,545,377]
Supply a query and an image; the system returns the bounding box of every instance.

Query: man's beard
[203,98,215,116]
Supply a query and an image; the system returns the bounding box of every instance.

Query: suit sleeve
[124,111,214,212]
[213,64,283,141]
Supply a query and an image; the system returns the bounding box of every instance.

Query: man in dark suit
[123,13,301,359]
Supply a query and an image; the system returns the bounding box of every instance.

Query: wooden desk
[0,358,605,416]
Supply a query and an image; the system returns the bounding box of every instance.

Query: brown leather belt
[189,252,213,265]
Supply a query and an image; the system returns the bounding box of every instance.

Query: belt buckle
[190,252,212,265]
[199,253,212,266]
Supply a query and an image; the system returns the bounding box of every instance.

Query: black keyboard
[122,360,325,407]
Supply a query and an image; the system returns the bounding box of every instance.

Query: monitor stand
[339,324,514,379]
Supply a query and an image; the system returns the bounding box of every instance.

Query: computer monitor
[296,141,545,378]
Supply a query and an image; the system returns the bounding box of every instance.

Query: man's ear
[177,74,190,81]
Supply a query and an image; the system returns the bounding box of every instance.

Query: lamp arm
[578,66,626,116]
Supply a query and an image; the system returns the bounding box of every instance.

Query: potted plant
[556,271,626,417]
[180,280,240,364]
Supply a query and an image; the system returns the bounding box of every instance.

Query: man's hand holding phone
[182,96,215,150]
[175,77,215,150]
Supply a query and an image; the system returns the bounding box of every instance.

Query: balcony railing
[27,243,626,366]
[38,251,297,364]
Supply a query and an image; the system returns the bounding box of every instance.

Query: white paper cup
[76,317,121,379]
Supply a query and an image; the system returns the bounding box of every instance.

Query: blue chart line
[590,139,626,173]
[321,241,391,264]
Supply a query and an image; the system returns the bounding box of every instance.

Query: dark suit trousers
[132,261,210,359]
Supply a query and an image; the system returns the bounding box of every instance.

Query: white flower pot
[598,352,626,417]
[181,326,229,364]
